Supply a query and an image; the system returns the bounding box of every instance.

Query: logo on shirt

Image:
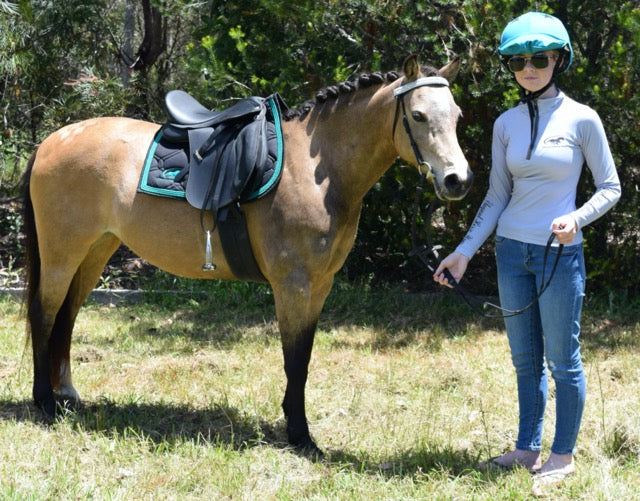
[543,135,572,147]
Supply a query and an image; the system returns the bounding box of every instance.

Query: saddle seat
[165,89,264,128]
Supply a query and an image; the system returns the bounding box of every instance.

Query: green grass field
[1,283,638,499]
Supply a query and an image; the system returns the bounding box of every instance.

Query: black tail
[21,148,40,319]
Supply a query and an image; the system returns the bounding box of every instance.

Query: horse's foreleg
[281,322,317,448]
[273,275,333,455]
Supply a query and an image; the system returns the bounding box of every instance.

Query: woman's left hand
[551,215,578,244]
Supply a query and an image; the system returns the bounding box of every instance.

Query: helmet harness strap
[522,80,553,160]
[519,57,561,160]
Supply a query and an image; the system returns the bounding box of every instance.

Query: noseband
[392,76,450,178]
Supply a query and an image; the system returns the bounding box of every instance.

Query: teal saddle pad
[138,96,284,205]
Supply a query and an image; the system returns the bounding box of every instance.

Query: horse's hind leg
[48,234,122,404]
[29,259,84,416]
[30,234,120,415]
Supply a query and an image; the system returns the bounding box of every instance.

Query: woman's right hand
[433,252,469,288]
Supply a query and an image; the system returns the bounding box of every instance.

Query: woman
[434,12,621,484]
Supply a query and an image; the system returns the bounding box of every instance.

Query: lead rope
[409,192,564,318]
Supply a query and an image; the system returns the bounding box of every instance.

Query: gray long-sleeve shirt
[457,91,621,259]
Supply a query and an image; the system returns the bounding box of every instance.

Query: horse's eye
[412,111,426,122]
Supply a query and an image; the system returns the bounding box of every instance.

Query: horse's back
[35,117,158,179]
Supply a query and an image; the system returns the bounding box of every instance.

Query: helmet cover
[499,12,573,72]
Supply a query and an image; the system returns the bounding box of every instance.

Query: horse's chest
[312,207,361,263]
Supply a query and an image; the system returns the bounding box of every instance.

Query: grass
[1,281,639,499]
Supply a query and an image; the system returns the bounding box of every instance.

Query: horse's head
[392,55,473,201]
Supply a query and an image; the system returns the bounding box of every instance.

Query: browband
[393,76,450,97]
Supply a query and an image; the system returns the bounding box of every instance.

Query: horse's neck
[305,87,397,203]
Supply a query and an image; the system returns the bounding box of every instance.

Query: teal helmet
[499,12,573,73]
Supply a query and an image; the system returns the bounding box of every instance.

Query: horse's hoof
[54,387,82,412]
[35,394,57,418]
[55,383,81,403]
[293,438,325,462]
[56,395,82,413]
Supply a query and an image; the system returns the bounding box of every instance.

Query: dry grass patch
[1,288,639,499]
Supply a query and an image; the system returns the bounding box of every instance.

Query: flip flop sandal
[531,466,575,496]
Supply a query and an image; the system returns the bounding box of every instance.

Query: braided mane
[282,65,440,121]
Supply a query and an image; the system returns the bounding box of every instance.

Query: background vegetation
[0,0,638,296]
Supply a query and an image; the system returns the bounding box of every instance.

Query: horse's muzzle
[440,168,474,201]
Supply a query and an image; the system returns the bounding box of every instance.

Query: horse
[21,54,473,455]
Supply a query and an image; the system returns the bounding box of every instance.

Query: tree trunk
[121,0,136,88]
[130,0,165,118]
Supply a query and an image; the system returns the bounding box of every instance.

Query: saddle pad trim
[245,97,284,201]
[139,130,186,199]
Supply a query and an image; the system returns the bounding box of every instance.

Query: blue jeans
[495,236,586,455]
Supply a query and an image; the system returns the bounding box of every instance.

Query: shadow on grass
[0,396,505,480]
[324,444,489,480]
[92,288,504,351]
[0,396,288,451]
[117,287,640,354]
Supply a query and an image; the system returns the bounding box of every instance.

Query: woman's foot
[538,452,574,475]
[482,449,542,472]
[532,453,575,496]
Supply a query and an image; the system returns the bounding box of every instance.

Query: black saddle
[161,91,272,212]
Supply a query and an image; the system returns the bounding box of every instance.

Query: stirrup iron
[202,230,217,271]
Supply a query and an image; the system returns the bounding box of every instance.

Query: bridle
[391,76,450,179]
[409,174,564,318]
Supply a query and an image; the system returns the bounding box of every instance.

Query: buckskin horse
[22,55,472,455]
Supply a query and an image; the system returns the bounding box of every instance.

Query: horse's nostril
[444,173,460,190]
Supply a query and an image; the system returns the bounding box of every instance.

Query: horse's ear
[439,57,461,83]
[403,54,420,80]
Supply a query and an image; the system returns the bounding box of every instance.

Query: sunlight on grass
[1,291,639,499]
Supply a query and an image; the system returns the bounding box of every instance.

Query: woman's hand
[551,215,578,245]
[433,252,469,288]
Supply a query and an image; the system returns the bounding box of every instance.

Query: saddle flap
[185,116,268,212]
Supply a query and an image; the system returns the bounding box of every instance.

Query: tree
[1,0,638,295]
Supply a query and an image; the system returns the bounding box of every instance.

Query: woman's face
[509,51,558,94]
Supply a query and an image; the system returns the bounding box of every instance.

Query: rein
[409,174,564,318]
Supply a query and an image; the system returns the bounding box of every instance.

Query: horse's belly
[116,195,237,281]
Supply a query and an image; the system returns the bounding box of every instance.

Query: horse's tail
[21,148,40,319]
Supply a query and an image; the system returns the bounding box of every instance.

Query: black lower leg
[281,326,321,454]
[29,300,56,416]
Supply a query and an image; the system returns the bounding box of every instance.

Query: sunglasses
[507,54,555,72]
